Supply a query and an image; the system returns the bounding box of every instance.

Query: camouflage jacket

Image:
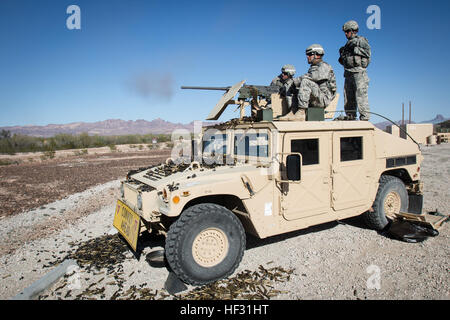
[300,61,337,97]
[270,75,299,97]
[339,35,371,72]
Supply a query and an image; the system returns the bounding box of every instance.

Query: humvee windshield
[201,128,271,164]
[202,133,227,156]
[234,130,269,158]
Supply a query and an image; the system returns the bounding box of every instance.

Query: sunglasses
[306,52,316,56]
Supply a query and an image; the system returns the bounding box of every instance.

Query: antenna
[409,101,412,124]
[402,103,404,126]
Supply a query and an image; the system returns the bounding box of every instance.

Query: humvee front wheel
[363,175,408,230]
[165,203,246,286]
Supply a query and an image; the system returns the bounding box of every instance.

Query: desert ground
[0,142,448,301]
[0,144,171,218]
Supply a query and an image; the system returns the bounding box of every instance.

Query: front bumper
[121,181,168,222]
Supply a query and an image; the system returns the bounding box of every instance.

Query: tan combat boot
[294,109,306,121]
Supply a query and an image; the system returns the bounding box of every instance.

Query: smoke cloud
[126,70,175,101]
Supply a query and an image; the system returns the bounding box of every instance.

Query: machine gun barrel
[181,84,280,99]
[181,86,231,91]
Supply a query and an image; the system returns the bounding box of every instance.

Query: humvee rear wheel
[165,203,246,286]
[363,175,408,230]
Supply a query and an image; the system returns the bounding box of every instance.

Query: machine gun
[181,84,281,100]
[181,81,282,121]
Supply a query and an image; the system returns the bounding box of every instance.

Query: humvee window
[340,136,363,161]
[234,132,269,157]
[203,133,227,155]
[291,139,319,165]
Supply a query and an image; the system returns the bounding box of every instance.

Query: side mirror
[286,154,301,181]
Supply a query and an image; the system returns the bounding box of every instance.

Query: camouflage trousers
[344,70,370,120]
[297,78,332,109]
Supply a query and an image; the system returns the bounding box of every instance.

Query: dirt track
[0,145,170,218]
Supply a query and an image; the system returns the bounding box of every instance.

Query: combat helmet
[281,64,296,76]
[306,44,325,56]
[343,20,359,32]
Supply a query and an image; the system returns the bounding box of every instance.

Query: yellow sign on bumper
[113,200,140,251]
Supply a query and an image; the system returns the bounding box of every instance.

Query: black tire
[363,175,409,230]
[165,203,246,285]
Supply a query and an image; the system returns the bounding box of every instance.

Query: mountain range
[0,118,212,137]
[0,115,448,137]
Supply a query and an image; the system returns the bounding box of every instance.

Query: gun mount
[182,80,339,122]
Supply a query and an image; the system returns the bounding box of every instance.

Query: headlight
[120,183,124,198]
[137,193,143,210]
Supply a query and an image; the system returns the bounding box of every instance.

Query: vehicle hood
[129,162,268,195]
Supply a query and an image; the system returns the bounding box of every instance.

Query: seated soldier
[278,44,337,121]
[270,64,299,110]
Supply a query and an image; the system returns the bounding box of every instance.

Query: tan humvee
[113,81,426,286]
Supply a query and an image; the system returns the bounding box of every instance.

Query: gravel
[0,144,448,300]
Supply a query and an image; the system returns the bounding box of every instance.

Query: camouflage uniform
[296,61,337,109]
[270,64,299,108]
[339,34,371,120]
[271,74,297,91]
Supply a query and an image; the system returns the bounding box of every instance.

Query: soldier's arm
[284,78,298,95]
[308,64,330,82]
[338,46,345,65]
[354,37,371,58]
[328,69,337,94]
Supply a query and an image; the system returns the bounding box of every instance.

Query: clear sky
[0,0,449,127]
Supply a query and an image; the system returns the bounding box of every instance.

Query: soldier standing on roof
[339,20,371,121]
[278,44,336,121]
[270,64,299,109]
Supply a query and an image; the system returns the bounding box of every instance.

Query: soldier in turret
[339,20,371,121]
[278,44,336,121]
[270,64,299,109]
